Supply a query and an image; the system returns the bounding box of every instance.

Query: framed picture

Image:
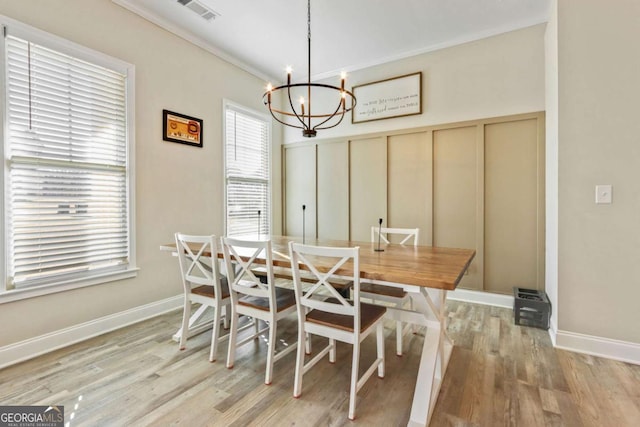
[352,72,422,124]
[162,109,203,147]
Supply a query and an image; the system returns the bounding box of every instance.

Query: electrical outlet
[595,185,612,204]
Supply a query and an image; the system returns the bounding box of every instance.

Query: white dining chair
[175,233,231,362]
[222,237,298,385]
[289,241,386,421]
[364,226,419,356]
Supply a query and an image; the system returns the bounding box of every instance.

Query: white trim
[1,15,137,295]
[447,288,514,309]
[0,268,139,304]
[446,290,640,366]
[0,295,182,369]
[1,22,8,294]
[313,21,549,81]
[111,0,275,83]
[0,14,131,73]
[548,317,558,346]
[555,330,640,366]
[126,62,137,274]
[111,1,547,84]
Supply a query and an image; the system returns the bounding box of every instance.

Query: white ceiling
[113,0,550,83]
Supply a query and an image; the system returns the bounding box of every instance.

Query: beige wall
[557,0,640,343]
[0,0,282,346]
[284,24,546,143]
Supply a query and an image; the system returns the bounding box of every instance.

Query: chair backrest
[371,226,419,246]
[221,237,275,305]
[174,233,222,295]
[289,242,361,325]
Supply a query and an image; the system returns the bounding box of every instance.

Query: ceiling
[113,0,550,83]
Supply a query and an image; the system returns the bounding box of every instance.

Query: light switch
[595,185,612,204]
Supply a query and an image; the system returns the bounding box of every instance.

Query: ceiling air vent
[177,0,220,22]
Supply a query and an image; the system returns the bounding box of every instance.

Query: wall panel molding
[282,111,545,295]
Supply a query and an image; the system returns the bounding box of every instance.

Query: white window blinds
[5,33,131,289]
[225,105,270,237]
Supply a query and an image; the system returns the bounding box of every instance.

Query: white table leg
[407,289,453,427]
[171,304,213,342]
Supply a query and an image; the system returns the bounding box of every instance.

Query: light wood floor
[1,301,639,426]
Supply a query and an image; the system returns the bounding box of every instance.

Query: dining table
[160,235,475,427]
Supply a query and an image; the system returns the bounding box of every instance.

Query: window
[1,19,136,297]
[224,101,271,237]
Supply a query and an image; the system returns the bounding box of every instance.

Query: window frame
[222,99,272,238]
[0,15,137,304]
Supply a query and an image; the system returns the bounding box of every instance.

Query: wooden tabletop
[161,235,475,291]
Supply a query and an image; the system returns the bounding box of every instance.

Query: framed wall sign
[352,72,422,124]
[162,109,203,147]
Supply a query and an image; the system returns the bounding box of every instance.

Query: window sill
[0,268,139,304]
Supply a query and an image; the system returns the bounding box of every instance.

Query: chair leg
[304,307,311,354]
[305,332,312,355]
[329,338,336,363]
[209,303,221,362]
[409,296,416,334]
[222,304,230,329]
[395,319,403,357]
[265,318,277,385]
[254,317,260,336]
[395,298,406,356]
[226,308,239,369]
[348,341,361,420]
[179,296,191,350]
[377,323,385,378]
[293,324,306,398]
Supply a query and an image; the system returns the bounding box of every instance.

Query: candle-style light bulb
[299,96,305,117]
[266,83,273,104]
[340,71,346,90]
[286,66,292,85]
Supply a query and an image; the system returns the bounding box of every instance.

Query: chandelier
[262,0,356,138]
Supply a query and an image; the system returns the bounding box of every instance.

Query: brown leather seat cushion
[238,287,296,312]
[253,268,352,291]
[360,282,407,299]
[191,276,230,299]
[306,300,386,332]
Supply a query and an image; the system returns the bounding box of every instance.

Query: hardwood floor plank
[556,349,613,427]
[538,387,560,414]
[515,382,546,426]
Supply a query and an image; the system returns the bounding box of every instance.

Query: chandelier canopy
[262,0,356,138]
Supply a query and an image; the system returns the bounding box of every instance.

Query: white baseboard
[548,318,558,346]
[0,295,182,370]
[555,330,640,366]
[448,290,640,365]
[447,288,514,309]
[5,292,637,369]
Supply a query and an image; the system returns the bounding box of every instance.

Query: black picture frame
[162,109,203,147]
